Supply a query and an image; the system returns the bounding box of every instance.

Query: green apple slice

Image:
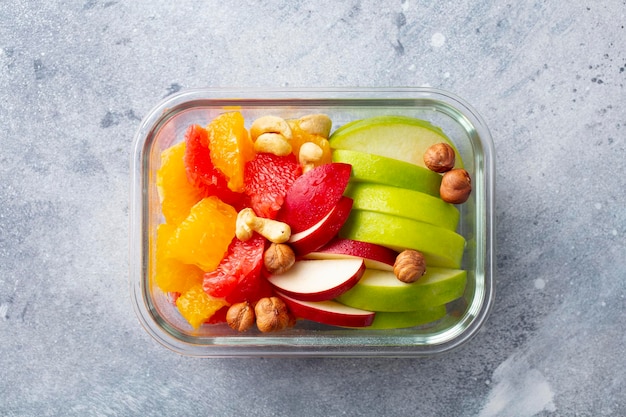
[332,149,442,197]
[344,182,460,231]
[329,115,463,169]
[340,209,465,268]
[329,119,363,137]
[336,267,467,312]
[363,305,447,329]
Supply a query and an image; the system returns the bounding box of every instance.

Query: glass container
[129,87,495,357]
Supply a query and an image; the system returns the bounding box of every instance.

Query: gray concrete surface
[1,1,625,416]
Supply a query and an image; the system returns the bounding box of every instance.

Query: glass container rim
[129,86,495,357]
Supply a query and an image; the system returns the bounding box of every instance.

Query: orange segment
[176,284,229,329]
[288,119,333,167]
[155,223,204,293]
[166,196,237,272]
[208,112,255,193]
[157,141,204,225]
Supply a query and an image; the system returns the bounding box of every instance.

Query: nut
[250,116,293,156]
[440,168,472,204]
[254,133,293,156]
[250,116,293,141]
[287,310,297,328]
[393,250,426,283]
[236,208,291,243]
[424,143,456,173]
[299,141,324,173]
[254,297,291,332]
[298,114,332,138]
[226,302,255,332]
[264,243,296,275]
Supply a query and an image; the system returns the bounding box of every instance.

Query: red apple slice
[266,258,365,301]
[277,292,375,328]
[288,197,353,256]
[276,162,352,233]
[304,237,399,271]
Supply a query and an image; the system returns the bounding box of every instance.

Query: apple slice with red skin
[288,197,354,256]
[304,237,399,271]
[266,258,365,302]
[277,292,375,328]
[276,162,352,233]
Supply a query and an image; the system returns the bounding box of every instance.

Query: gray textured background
[1,1,625,416]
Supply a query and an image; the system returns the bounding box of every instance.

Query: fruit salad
[155,112,472,332]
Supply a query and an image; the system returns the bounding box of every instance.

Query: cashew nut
[298,114,332,138]
[299,141,324,173]
[236,208,291,243]
[250,116,293,141]
[250,116,293,156]
[254,133,293,156]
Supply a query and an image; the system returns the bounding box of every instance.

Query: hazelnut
[393,250,426,283]
[440,168,472,204]
[287,310,298,328]
[254,296,291,332]
[424,143,456,173]
[264,243,296,275]
[226,302,255,332]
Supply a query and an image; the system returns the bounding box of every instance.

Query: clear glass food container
[129,87,495,357]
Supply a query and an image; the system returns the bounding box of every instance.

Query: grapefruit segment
[243,153,302,219]
[203,233,271,304]
[183,124,246,209]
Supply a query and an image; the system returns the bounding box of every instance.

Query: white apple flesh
[266,258,365,302]
[277,292,375,328]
